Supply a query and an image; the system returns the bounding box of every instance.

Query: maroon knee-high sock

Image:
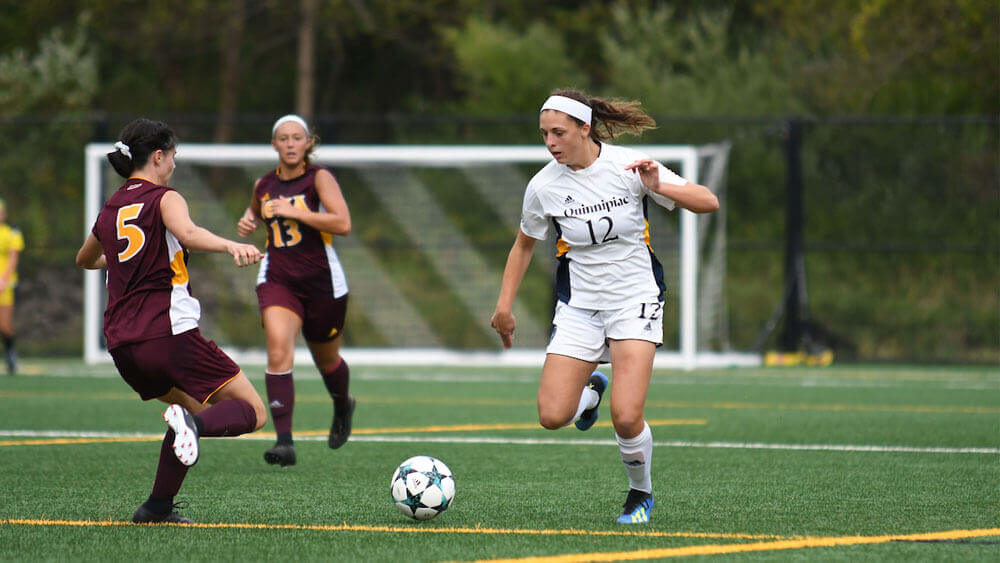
[320,359,350,412]
[195,399,258,437]
[265,371,294,442]
[146,401,256,511]
[149,429,190,506]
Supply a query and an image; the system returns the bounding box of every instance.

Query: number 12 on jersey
[585,216,619,245]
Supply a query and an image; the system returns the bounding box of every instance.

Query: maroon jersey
[253,164,348,298]
[91,178,201,350]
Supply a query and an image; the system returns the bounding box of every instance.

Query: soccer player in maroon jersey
[76,118,268,524]
[236,114,353,467]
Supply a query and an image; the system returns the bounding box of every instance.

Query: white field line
[1,430,997,455]
[349,373,1000,390]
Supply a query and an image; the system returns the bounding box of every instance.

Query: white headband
[272,114,310,136]
[114,141,132,159]
[540,95,592,124]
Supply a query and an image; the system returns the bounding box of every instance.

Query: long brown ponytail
[551,88,657,141]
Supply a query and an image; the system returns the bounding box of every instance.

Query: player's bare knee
[538,415,567,430]
[537,406,572,430]
[266,346,295,371]
[610,409,644,437]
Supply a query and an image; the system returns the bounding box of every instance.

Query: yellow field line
[0,419,705,446]
[727,368,999,383]
[462,528,1000,562]
[0,437,157,447]
[0,391,135,400]
[307,419,706,436]
[649,400,1000,415]
[3,389,998,415]
[0,518,786,540]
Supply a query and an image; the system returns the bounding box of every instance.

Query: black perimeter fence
[1,113,996,364]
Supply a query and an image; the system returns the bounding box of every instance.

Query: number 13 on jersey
[261,194,307,248]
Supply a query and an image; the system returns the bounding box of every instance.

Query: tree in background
[438,2,806,138]
[442,17,588,116]
[754,0,999,114]
[2,1,994,120]
[0,12,98,354]
[599,3,804,117]
[0,12,96,253]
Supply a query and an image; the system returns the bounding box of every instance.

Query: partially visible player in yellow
[0,198,24,375]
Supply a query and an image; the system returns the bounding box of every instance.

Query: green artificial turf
[1,361,997,561]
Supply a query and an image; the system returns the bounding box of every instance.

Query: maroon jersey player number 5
[76,118,268,525]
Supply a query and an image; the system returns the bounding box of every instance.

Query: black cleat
[328,395,355,449]
[131,502,194,524]
[263,442,296,467]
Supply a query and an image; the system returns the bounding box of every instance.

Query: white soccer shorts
[546,301,664,363]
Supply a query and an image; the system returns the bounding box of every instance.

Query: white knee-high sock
[567,386,599,426]
[616,421,652,493]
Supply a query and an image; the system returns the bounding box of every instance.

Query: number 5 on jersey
[116,203,145,262]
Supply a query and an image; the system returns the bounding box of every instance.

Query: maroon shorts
[110,329,242,403]
[256,282,348,342]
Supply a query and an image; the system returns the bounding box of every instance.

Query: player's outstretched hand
[228,242,263,267]
[490,310,516,349]
[625,158,659,190]
[237,209,259,238]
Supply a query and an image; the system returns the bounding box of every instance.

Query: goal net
[83,143,759,369]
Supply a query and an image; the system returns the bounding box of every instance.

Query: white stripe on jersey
[325,243,349,298]
[164,229,201,334]
[317,201,349,298]
[256,252,270,286]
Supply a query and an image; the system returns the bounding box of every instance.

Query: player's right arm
[161,190,263,267]
[491,230,537,349]
[236,179,263,238]
[626,158,719,213]
[75,233,106,270]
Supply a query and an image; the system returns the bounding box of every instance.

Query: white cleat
[163,404,200,467]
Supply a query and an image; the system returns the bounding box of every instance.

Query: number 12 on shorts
[638,302,662,320]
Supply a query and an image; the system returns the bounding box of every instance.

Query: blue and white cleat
[617,489,654,524]
[574,371,608,431]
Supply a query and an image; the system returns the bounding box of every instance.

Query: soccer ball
[390,455,455,521]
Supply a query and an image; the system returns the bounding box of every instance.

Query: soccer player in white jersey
[491,89,719,524]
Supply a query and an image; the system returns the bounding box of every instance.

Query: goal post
[83,143,759,369]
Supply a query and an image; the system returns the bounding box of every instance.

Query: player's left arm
[162,191,262,267]
[76,234,107,270]
[626,158,719,213]
[266,169,351,235]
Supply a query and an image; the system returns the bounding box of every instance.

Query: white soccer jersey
[520,143,686,310]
